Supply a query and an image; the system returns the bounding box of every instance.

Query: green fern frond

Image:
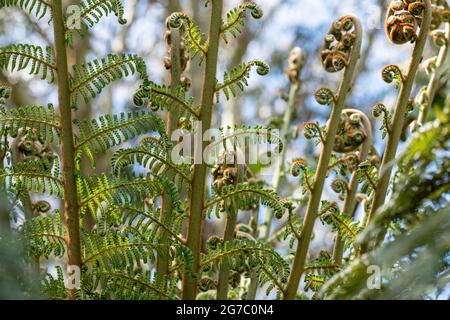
[201,239,289,297]
[215,60,269,102]
[205,182,291,219]
[77,174,167,218]
[74,111,165,169]
[0,104,60,143]
[319,201,363,249]
[92,270,177,299]
[66,0,127,39]
[110,205,186,245]
[43,266,68,300]
[0,44,56,83]
[0,0,51,20]
[221,2,263,44]
[22,210,66,258]
[111,141,191,182]
[0,160,64,197]
[167,12,208,65]
[69,54,147,108]
[305,251,340,278]
[81,230,159,268]
[133,82,200,118]
[205,125,284,160]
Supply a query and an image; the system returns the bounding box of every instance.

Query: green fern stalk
[182,0,223,300]
[284,15,362,300]
[366,1,431,230]
[331,109,372,265]
[51,0,82,299]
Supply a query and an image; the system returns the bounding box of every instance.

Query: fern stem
[216,206,237,300]
[182,0,223,300]
[51,0,82,300]
[157,26,183,284]
[260,80,301,240]
[416,22,450,127]
[332,109,372,265]
[366,2,431,230]
[284,16,362,300]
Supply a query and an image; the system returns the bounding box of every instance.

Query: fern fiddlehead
[285,15,362,300]
[331,109,372,265]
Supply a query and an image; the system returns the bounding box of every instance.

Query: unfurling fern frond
[77,174,169,218]
[0,0,51,20]
[66,0,127,45]
[221,2,263,44]
[0,104,60,143]
[205,182,292,219]
[0,44,56,83]
[74,111,165,168]
[0,160,64,198]
[215,60,269,102]
[319,201,362,249]
[22,210,66,258]
[167,12,208,65]
[69,54,147,108]
[133,82,199,118]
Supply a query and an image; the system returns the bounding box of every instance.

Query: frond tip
[215,60,269,102]
[167,12,208,65]
[221,2,263,44]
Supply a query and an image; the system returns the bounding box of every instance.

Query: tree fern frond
[74,111,165,169]
[0,160,64,197]
[66,0,127,44]
[92,270,177,299]
[319,201,363,249]
[205,182,292,219]
[0,0,51,20]
[133,81,199,118]
[22,210,66,258]
[167,12,208,65]
[215,60,269,102]
[221,2,263,44]
[81,230,159,268]
[77,174,167,218]
[201,238,289,296]
[69,54,147,108]
[111,141,191,182]
[110,205,186,245]
[0,44,56,83]
[0,104,60,143]
[205,125,284,160]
